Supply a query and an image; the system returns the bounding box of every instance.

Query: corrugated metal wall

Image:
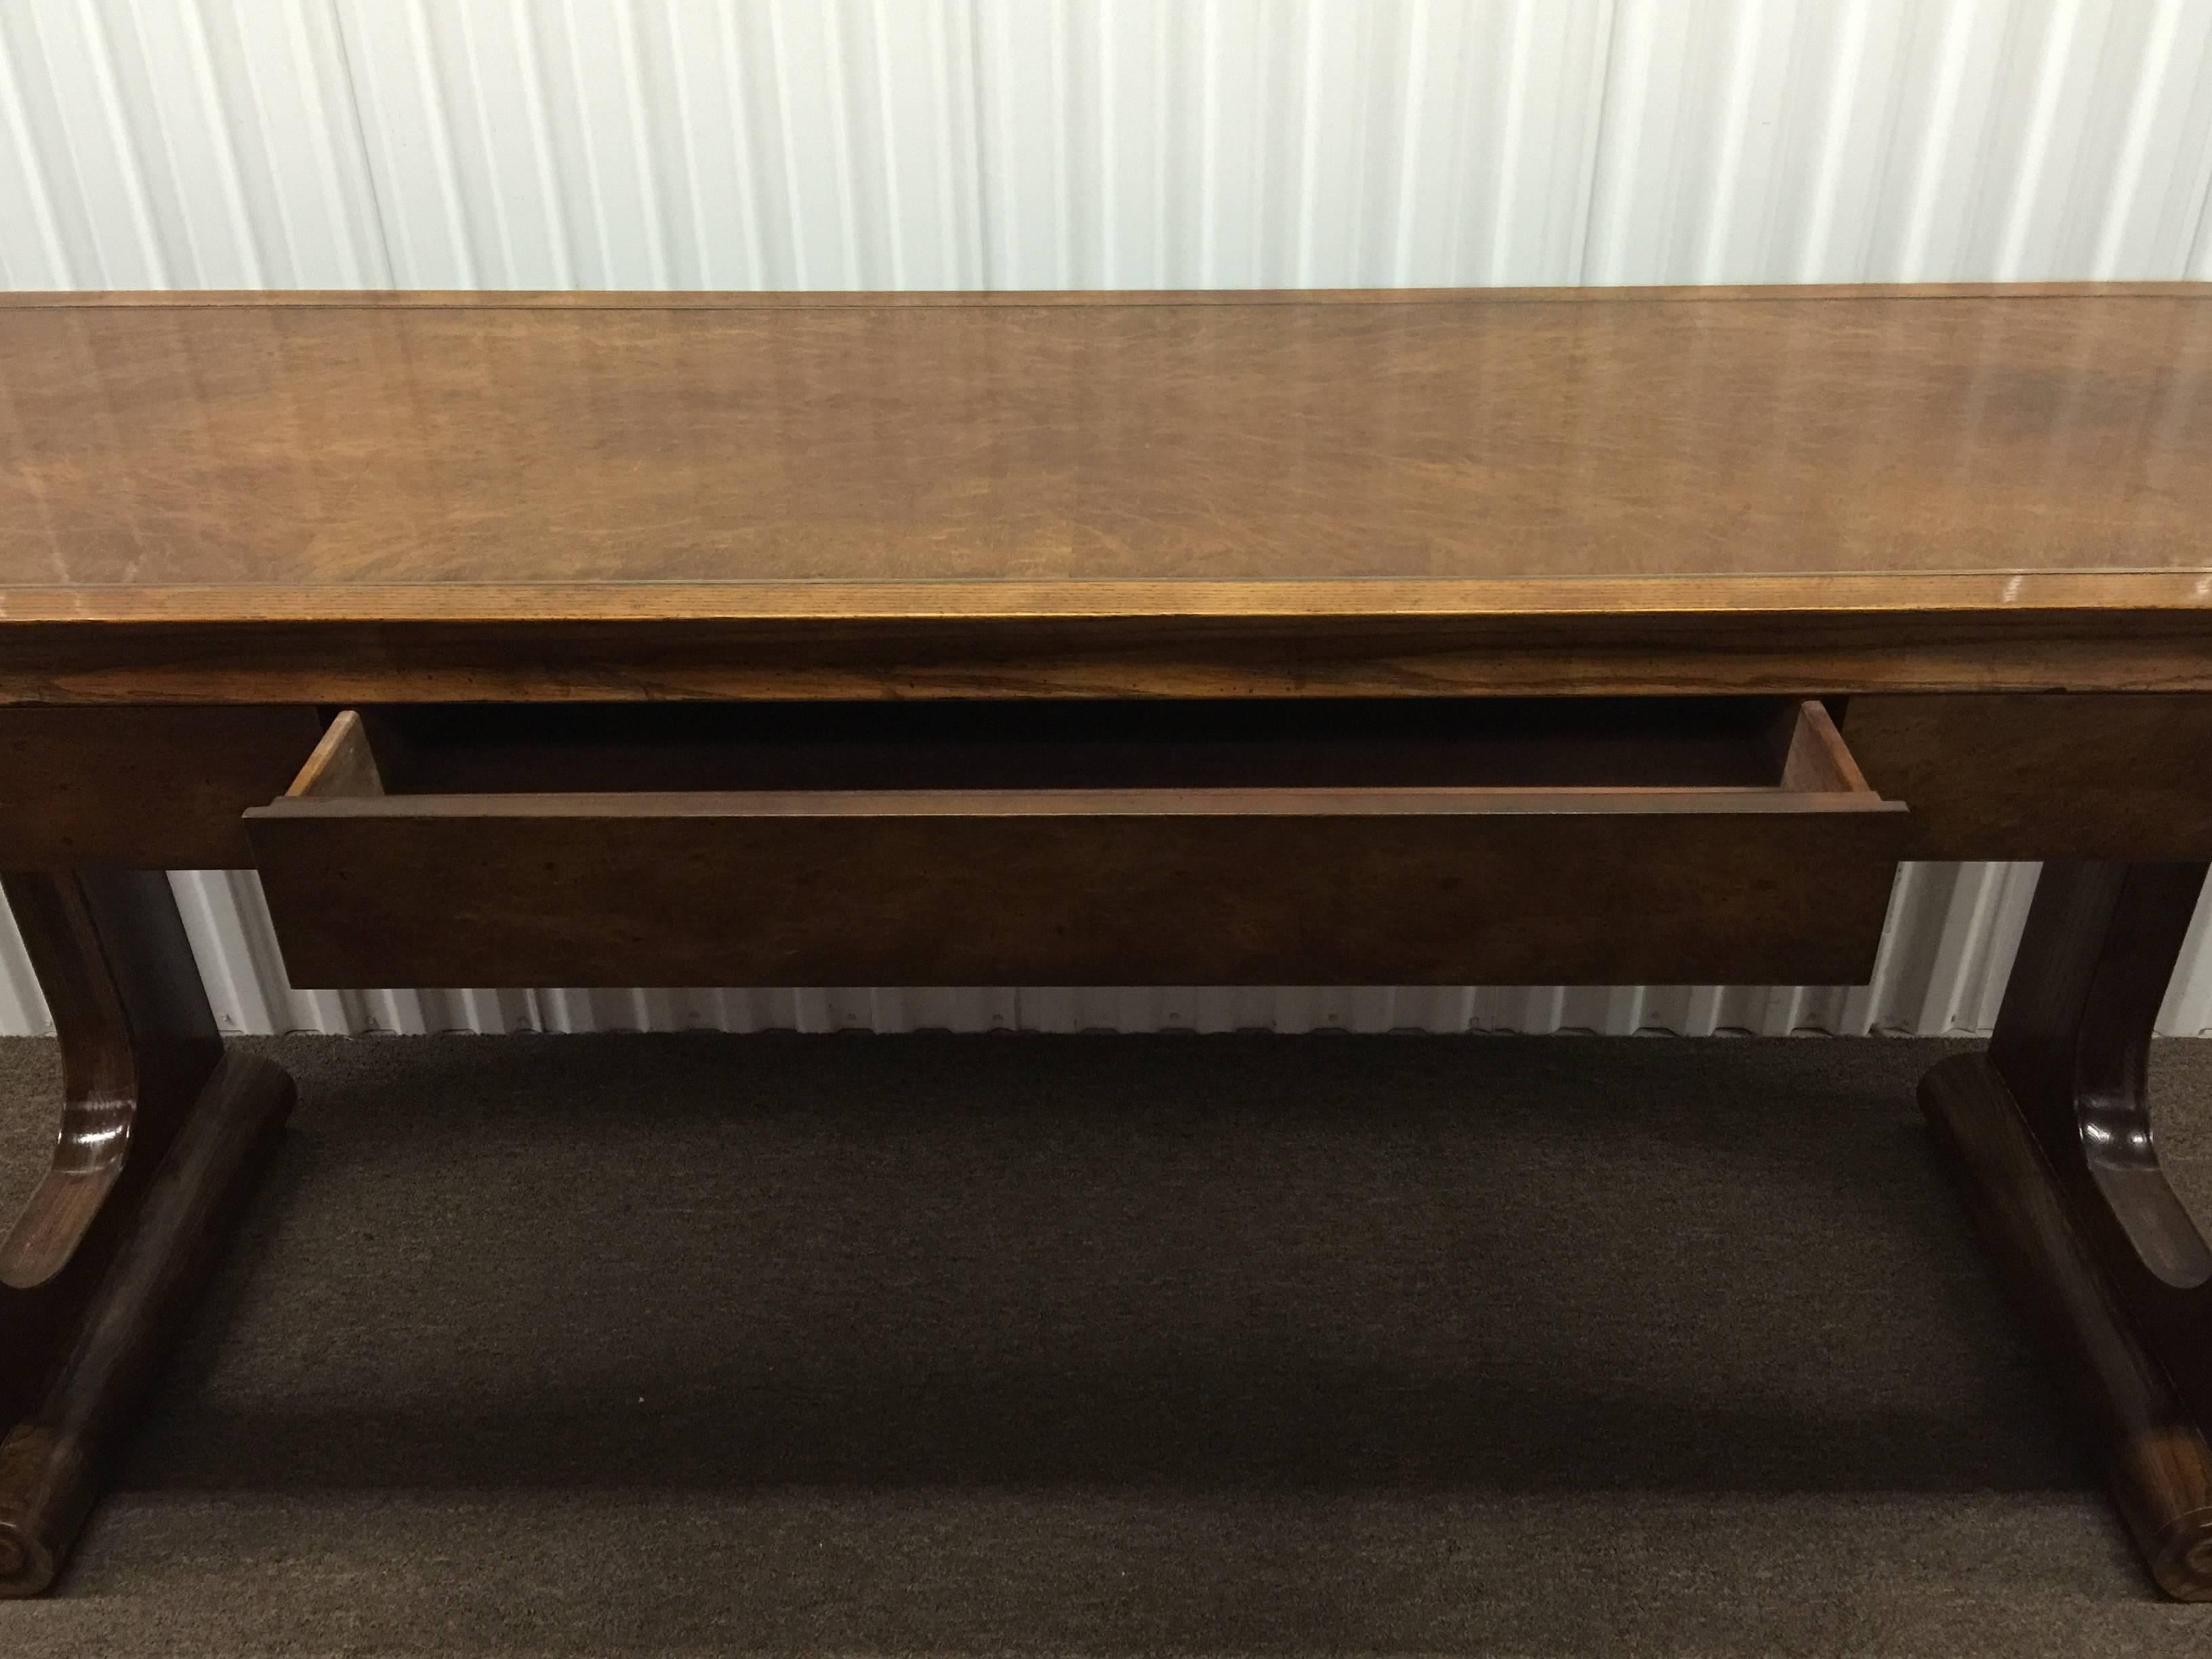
[3,0,2211,1038]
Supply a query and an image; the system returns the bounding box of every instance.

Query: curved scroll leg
[0,871,293,1597]
[1921,861,2212,1600]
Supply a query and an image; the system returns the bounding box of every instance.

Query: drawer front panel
[1843,694,2212,859]
[245,701,1907,989]
[0,706,325,869]
[248,797,1902,989]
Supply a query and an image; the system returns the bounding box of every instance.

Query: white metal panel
[0,910,44,1038]
[0,0,382,287]
[970,0,1618,291]
[337,0,988,289]
[3,0,2211,1038]
[1583,0,2212,285]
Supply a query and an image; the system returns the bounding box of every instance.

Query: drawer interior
[300,697,1876,803]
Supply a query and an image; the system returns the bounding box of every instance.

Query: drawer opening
[292,697,1877,804]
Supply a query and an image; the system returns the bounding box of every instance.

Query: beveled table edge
[0,572,2207,626]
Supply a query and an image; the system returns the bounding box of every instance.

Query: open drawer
[243,699,1907,988]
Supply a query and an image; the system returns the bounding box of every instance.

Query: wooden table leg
[0,871,293,1597]
[1922,859,2212,1600]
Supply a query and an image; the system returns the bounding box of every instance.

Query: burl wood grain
[7,285,2211,596]
[1,287,2209,701]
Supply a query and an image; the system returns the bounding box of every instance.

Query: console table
[2,285,2211,1598]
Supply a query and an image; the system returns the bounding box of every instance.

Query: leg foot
[0,872,224,1421]
[1925,861,2212,1600]
[0,872,294,1597]
[0,1052,292,1597]
[1923,1051,2212,1599]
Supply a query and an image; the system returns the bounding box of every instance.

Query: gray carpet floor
[3,1033,2212,1656]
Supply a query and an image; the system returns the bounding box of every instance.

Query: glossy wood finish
[0,708,324,869]
[1921,861,2212,1599]
[1922,1052,2212,1599]
[0,873,222,1303]
[0,1052,292,1597]
[2,286,2210,701]
[4,283,2211,1601]
[245,700,1905,989]
[7,286,2209,592]
[17,606,2212,706]
[1843,696,2212,859]
[0,867,302,1597]
[0,872,293,1596]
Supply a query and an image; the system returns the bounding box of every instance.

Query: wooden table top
[3,285,2209,701]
